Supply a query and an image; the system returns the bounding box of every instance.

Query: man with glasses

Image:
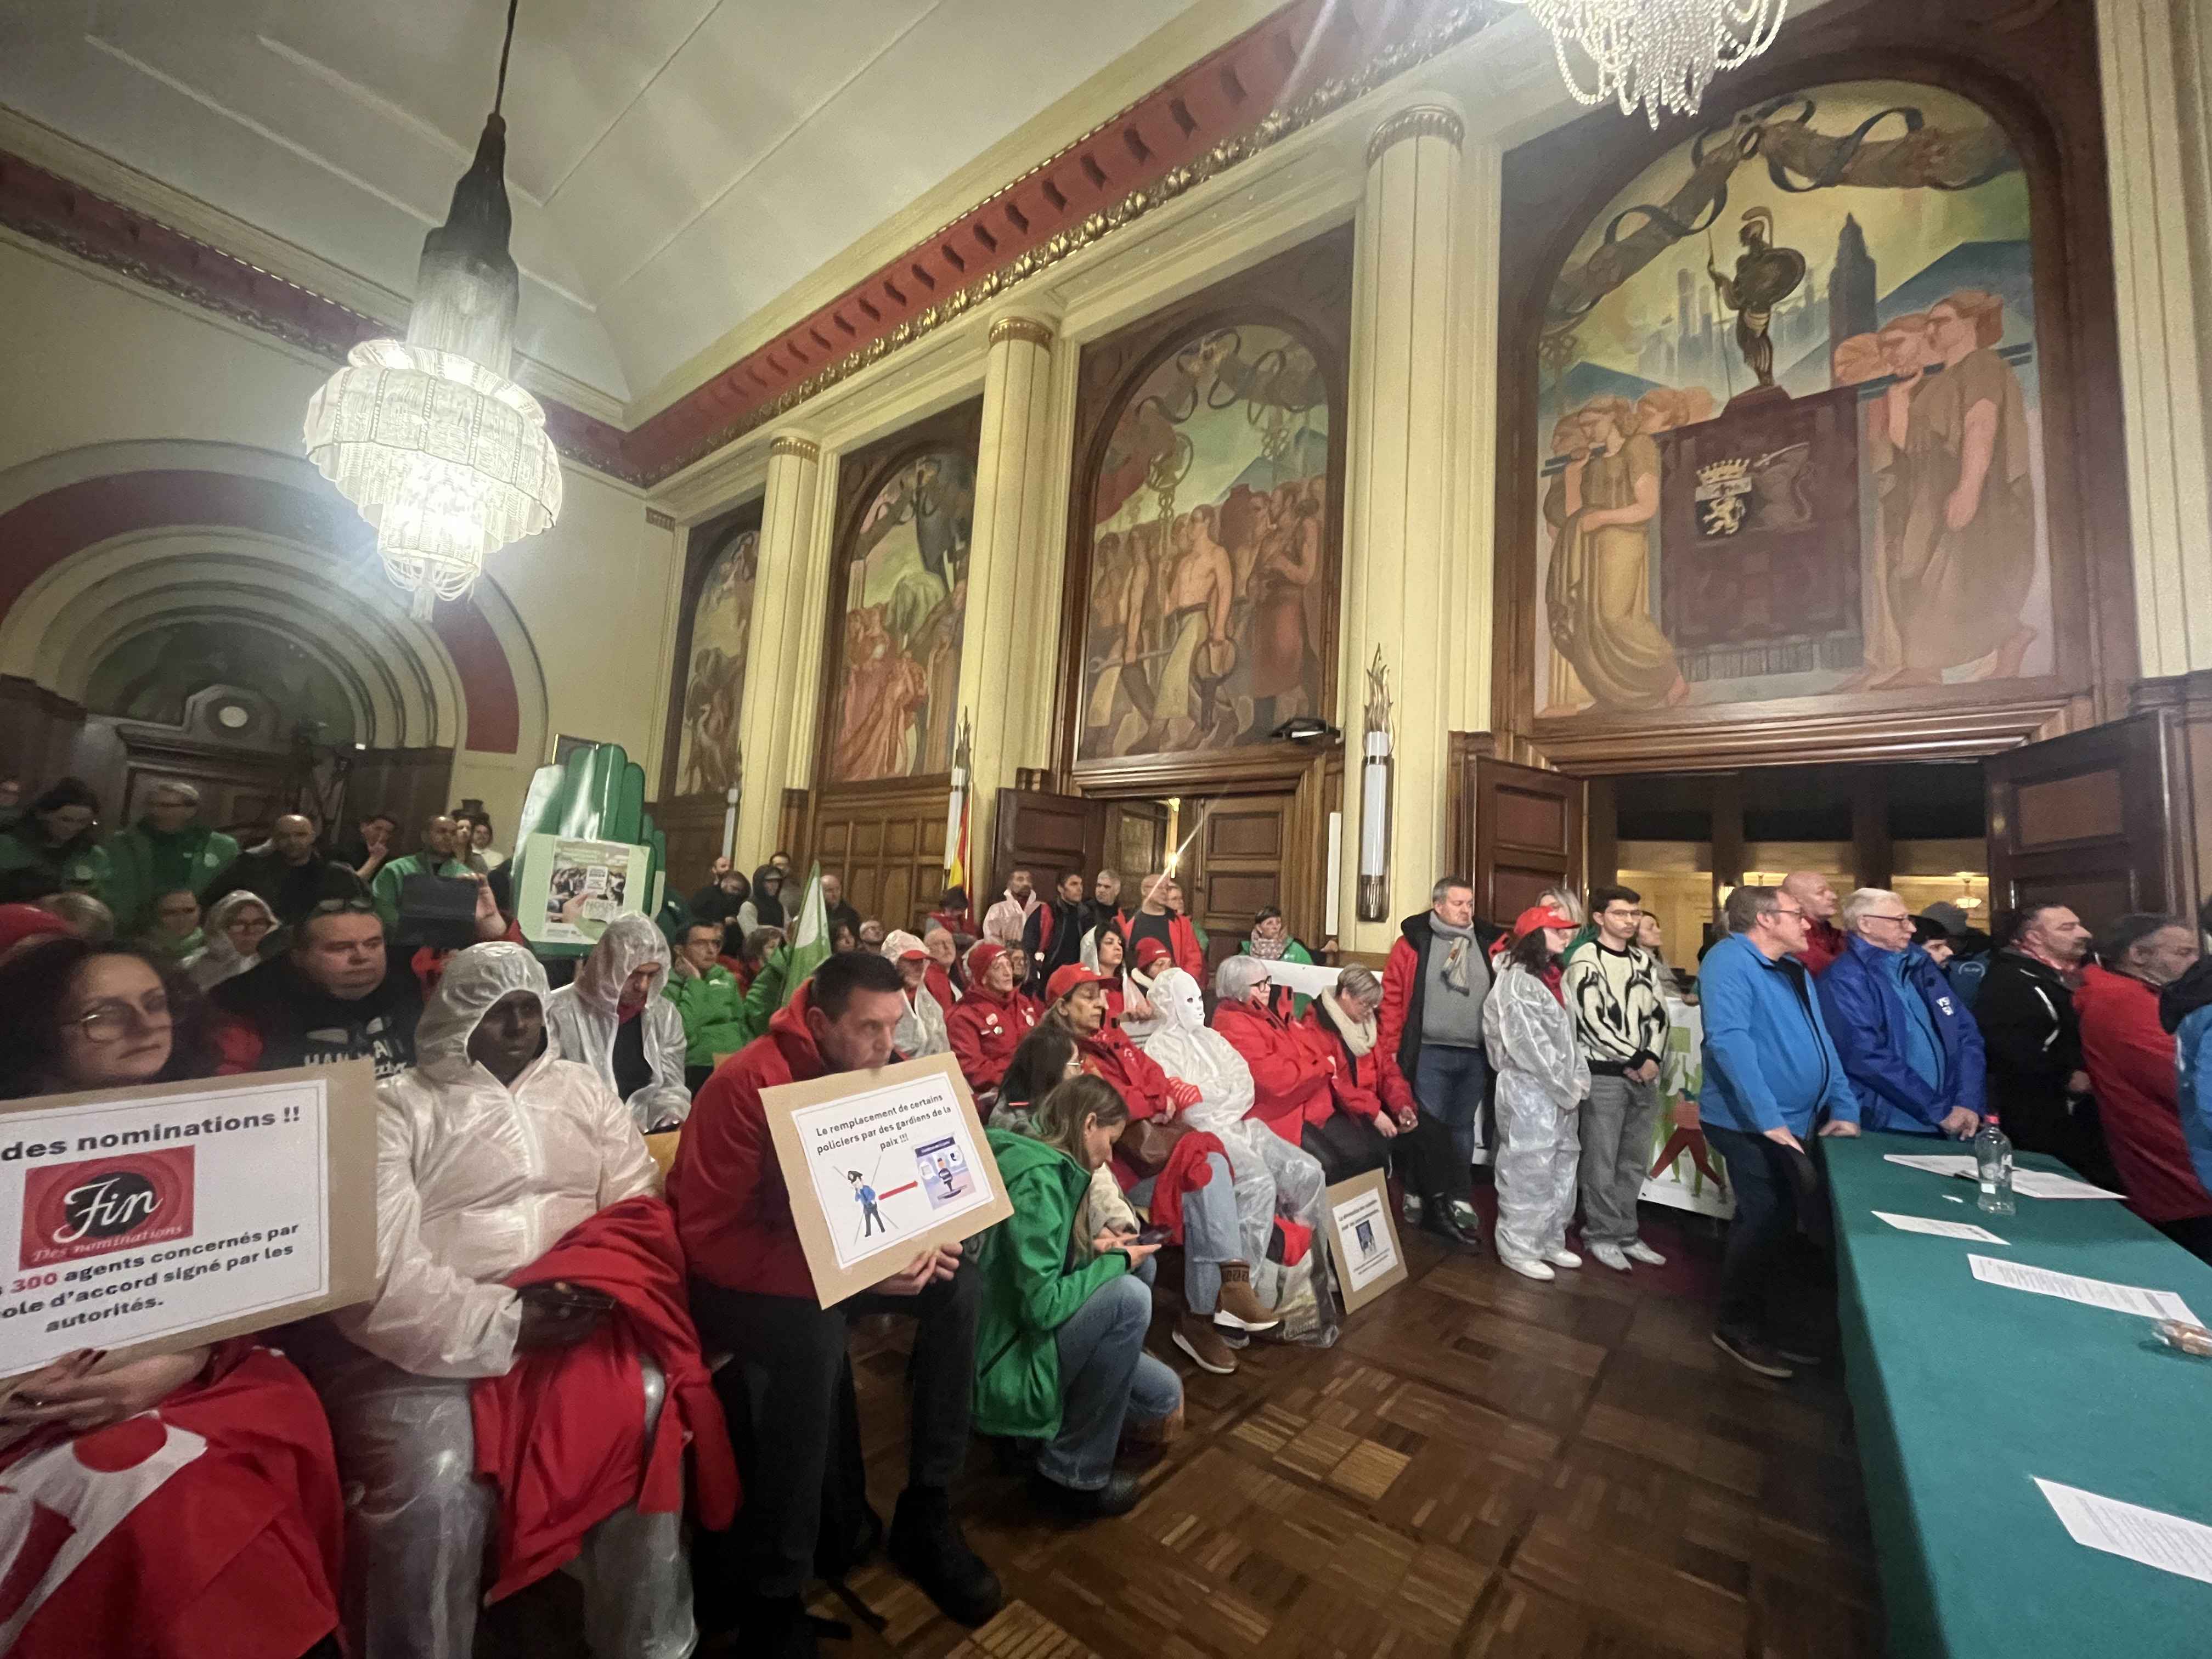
[1562,885,1672,1273]
[1816,888,1985,1141]
[1697,884,1861,1379]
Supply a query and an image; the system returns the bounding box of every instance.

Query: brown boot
[1172,1312,1238,1374]
[1212,1261,1282,1333]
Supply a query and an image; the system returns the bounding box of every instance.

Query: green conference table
[1827,1132,2212,1657]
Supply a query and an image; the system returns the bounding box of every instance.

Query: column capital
[1366,103,1465,167]
[986,312,1057,349]
[768,432,821,464]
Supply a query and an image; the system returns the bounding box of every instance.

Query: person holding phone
[974,1076,1183,1518]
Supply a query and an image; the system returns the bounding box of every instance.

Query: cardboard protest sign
[0,1064,378,1384]
[763,1052,1013,1308]
[516,832,652,947]
[1323,1167,1408,1313]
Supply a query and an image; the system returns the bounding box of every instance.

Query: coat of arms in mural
[1534,81,2048,719]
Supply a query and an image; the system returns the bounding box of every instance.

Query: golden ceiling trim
[1366,104,1468,165]
[768,434,822,463]
[988,315,1057,349]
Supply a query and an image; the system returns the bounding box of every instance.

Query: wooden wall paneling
[777,789,810,870]
[651,795,730,902]
[1983,710,2169,932]
[1471,756,1585,927]
[1054,227,1355,790]
[2133,672,2212,919]
[1487,0,2137,774]
[1102,800,1168,885]
[344,748,455,847]
[806,778,951,935]
[991,788,1104,900]
[1587,776,1618,893]
[0,676,90,800]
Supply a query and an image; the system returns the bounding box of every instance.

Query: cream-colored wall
[0,233,679,832]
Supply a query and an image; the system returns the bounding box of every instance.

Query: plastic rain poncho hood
[545,913,692,1131]
[338,943,659,1378]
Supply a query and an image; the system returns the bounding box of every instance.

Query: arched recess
[0,440,548,766]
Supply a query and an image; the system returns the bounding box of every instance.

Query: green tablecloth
[1827,1132,2212,1657]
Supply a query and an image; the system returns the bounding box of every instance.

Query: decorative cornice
[0,1,1503,490]
[645,508,676,530]
[768,434,822,464]
[988,315,1056,349]
[1366,104,1467,165]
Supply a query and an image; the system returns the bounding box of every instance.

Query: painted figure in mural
[1706,209,1807,392]
[1830,325,1910,690]
[1152,505,1238,751]
[1878,290,2038,685]
[1249,485,1322,732]
[676,524,757,794]
[1543,398,1689,711]
[832,605,928,781]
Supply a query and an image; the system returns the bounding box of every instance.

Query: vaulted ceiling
[0,0,1215,405]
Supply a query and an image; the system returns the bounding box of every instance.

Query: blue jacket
[2175,1005,2212,1198]
[1817,935,1985,1134]
[1698,933,1861,1137]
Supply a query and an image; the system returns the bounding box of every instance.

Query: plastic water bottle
[1975,1116,2015,1215]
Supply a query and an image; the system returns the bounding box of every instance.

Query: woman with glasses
[0,935,345,1658]
[188,889,280,989]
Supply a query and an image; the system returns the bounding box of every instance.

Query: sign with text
[0,1065,377,1383]
[1323,1167,1408,1313]
[763,1052,1013,1308]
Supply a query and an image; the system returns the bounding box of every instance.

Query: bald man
[1781,871,1848,975]
[370,814,472,932]
[208,811,369,927]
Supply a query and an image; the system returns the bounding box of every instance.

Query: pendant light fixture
[304,0,561,619]
[1508,0,1788,127]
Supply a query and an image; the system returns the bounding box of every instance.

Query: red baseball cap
[1131,936,1172,970]
[1511,904,1575,939]
[1046,964,1107,1005]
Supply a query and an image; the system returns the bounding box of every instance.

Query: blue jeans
[1414,1043,1489,1168]
[1131,1154,1240,1313]
[1037,1273,1183,1491]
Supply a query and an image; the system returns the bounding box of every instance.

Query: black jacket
[1389,908,1506,1084]
[1972,949,2095,1166]
[213,953,423,1079]
[206,850,368,926]
[1022,896,1086,992]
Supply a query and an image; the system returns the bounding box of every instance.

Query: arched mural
[1078,321,1334,759]
[84,619,357,742]
[672,503,759,796]
[1532,81,2049,719]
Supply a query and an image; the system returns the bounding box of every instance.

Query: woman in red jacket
[1210,956,1332,1145]
[945,941,1039,1099]
[1296,963,1406,1182]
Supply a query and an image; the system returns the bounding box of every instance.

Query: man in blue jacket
[1819,888,1984,1140]
[1700,884,1861,1380]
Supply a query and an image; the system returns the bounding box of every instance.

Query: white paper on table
[1967,1253,2197,1323]
[1883,1153,1978,1177]
[2036,1479,2212,1587]
[1872,1210,2007,1244]
[2011,1169,2125,1200]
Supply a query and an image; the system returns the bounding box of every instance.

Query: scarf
[1434,920,1476,995]
[1247,930,1289,961]
[1319,989,1375,1056]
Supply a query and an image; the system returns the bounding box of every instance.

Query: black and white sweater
[1559,940,1669,1074]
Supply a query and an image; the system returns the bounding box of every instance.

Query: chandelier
[1515,0,1787,127]
[304,0,560,618]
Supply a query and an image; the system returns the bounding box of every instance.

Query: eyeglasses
[1771,906,1806,921]
[72,992,172,1044]
[1863,912,1914,926]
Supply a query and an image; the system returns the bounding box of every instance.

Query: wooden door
[1186,794,1296,979]
[1985,713,2169,933]
[990,788,1104,901]
[1470,756,1585,929]
[1102,800,1169,885]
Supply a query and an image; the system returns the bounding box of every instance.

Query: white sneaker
[1544,1248,1583,1269]
[1622,1240,1668,1267]
[1590,1242,1632,1272]
[1500,1255,1555,1282]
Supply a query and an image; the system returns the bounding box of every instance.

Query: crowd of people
[8,771,2212,1658]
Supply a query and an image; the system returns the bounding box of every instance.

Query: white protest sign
[0,1066,377,1381]
[1322,1168,1408,1312]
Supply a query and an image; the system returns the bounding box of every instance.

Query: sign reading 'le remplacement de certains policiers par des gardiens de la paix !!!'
[0,1064,377,1385]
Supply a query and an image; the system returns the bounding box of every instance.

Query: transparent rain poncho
[545,913,693,1131]
[1484,960,1593,1263]
[1139,967,1335,1339]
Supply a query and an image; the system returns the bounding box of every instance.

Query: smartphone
[1132,1226,1172,1247]
[522,1282,615,1316]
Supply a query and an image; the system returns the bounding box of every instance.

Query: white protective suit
[1483,959,1592,1263]
[883,929,951,1056]
[340,941,661,1379]
[1139,967,1334,1338]
[545,912,693,1132]
[315,943,688,1658]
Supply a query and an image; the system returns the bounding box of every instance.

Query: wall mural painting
[1081,323,1333,760]
[827,448,975,782]
[1533,81,2050,720]
[84,620,357,744]
[675,506,759,796]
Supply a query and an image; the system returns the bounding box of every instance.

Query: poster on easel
[763,1052,1013,1307]
[515,832,652,947]
[1322,1167,1408,1314]
[1639,996,1733,1218]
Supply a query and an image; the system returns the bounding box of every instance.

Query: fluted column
[733,430,823,861]
[2100,0,2212,678]
[1339,101,1465,955]
[956,309,1062,877]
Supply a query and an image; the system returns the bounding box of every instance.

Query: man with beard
[1021,872,1088,996]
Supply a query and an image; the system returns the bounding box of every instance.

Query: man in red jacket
[1378,877,1499,1249]
[2077,914,2212,1257]
[1782,871,1848,975]
[669,951,1002,1655]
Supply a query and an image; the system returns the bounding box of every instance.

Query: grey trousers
[312,1346,695,1659]
[1578,1072,1662,1248]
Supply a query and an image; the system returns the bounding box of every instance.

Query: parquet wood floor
[486,1206,1886,1659]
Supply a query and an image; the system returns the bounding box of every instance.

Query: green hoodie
[970,1127,1130,1439]
[663,964,753,1066]
[104,821,240,936]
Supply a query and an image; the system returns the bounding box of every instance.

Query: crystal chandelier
[304,0,560,618]
[1514,0,1787,127]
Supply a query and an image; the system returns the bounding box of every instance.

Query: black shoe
[1420,1195,1485,1252]
[1030,1468,1143,1519]
[737,1595,819,1659]
[1773,1337,1830,1367]
[1711,1328,1795,1379]
[887,1486,1003,1627]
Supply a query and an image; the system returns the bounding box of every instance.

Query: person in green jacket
[0,777,111,905]
[1239,905,1317,1016]
[101,782,241,938]
[664,919,754,1079]
[368,813,472,930]
[973,1075,1179,1519]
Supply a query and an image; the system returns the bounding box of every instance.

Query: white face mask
[1153,969,1204,1031]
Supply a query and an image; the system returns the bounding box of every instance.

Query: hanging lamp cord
[493,0,520,116]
